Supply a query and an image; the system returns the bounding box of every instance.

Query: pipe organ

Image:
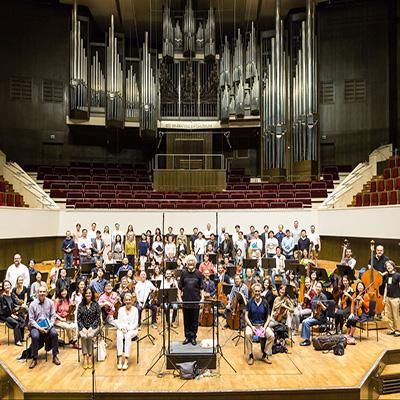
[69,0,89,119]
[67,0,318,174]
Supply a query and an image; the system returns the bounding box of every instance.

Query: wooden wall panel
[153,170,226,192]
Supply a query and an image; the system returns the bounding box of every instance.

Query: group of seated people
[1,220,397,370]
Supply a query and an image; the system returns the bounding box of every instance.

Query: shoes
[395,333,400,338]
[122,362,128,370]
[247,357,254,365]
[222,324,229,330]
[300,340,311,346]
[151,324,158,329]
[117,362,122,370]
[292,331,299,336]
[88,361,93,369]
[262,356,272,364]
[376,314,383,320]
[191,339,197,346]
[171,322,178,328]
[73,343,82,349]
[138,325,142,331]
[15,341,23,347]
[387,331,395,335]
[83,362,88,370]
[53,356,61,365]
[29,359,37,369]
[182,338,191,345]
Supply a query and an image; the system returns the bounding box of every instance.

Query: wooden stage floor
[0,313,395,400]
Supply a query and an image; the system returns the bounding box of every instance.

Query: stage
[0,314,396,400]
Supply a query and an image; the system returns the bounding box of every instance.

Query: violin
[313,302,322,320]
[301,290,312,309]
[354,295,364,317]
[274,303,287,322]
[12,305,27,315]
[66,303,76,321]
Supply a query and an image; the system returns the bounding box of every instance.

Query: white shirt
[308,232,320,250]
[265,238,279,255]
[160,278,177,289]
[232,231,240,247]
[6,263,29,288]
[204,228,215,240]
[116,306,139,331]
[194,238,207,255]
[250,238,263,254]
[165,243,177,258]
[235,238,247,254]
[78,237,91,255]
[111,229,125,244]
[152,241,164,263]
[273,254,286,273]
[135,280,156,306]
[88,229,97,243]
[291,228,302,245]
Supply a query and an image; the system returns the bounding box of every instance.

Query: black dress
[0,293,25,343]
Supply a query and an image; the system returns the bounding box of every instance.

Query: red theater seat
[203,202,219,209]
[116,184,131,191]
[386,179,394,191]
[370,192,379,206]
[295,182,310,190]
[384,168,391,180]
[355,193,362,207]
[377,180,385,192]
[160,202,176,209]
[279,183,294,191]
[236,201,252,209]
[362,193,370,207]
[219,202,234,209]
[215,193,229,200]
[246,193,261,200]
[389,190,399,205]
[92,175,107,182]
[199,193,214,200]
[110,202,126,209]
[262,192,277,199]
[93,202,109,209]
[231,193,245,200]
[370,181,377,192]
[287,201,303,208]
[270,201,286,209]
[84,183,99,190]
[75,201,92,209]
[379,192,388,205]
[127,202,144,209]
[117,193,133,200]
[144,202,160,209]
[253,201,269,209]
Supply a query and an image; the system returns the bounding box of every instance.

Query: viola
[274,303,286,322]
[313,302,322,320]
[217,281,228,307]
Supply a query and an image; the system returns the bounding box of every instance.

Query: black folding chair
[357,300,379,342]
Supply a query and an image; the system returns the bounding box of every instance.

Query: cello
[227,291,246,330]
[361,240,384,315]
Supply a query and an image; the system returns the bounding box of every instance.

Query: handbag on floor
[97,339,107,361]
[312,335,347,351]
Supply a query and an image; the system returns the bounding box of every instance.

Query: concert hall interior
[0,0,400,399]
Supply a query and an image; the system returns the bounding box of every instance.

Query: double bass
[361,240,384,315]
[199,279,215,326]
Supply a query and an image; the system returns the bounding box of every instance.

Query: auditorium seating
[0,176,25,207]
[350,156,400,207]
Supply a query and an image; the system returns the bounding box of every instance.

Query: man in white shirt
[204,223,215,241]
[6,254,29,288]
[87,222,97,243]
[232,225,241,254]
[291,220,302,251]
[282,229,295,259]
[135,271,157,329]
[271,247,286,289]
[194,232,207,264]
[111,223,125,245]
[160,270,179,327]
[250,231,263,259]
[217,227,226,247]
[308,225,321,265]
[78,229,91,265]
[235,231,248,255]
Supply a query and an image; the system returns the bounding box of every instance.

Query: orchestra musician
[178,254,204,345]
[244,283,275,365]
[30,271,47,301]
[341,244,356,270]
[98,281,119,324]
[116,293,138,371]
[49,258,63,287]
[383,260,400,337]
[28,286,60,369]
[160,269,179,328]
[77,287,101,369]
[71,279,86,322]
[89,267,106,295]
[334,275,354,334]
[271,247,286,290]
[116,276,132,306]
[103,250,116,270]
[346,281,370,339]
[292,277,316,335]
[0,280,27,346]
[214,264,230,286]
[261,277,274,312]
[269,285,294,330]
[222,274,249,330]
[300,281,327,346]
[202,269,217,325]
[243,268,258,286]
[54,288,79,348]
[135,271,158,330]
[55,268,71,297]
[199,253,215,275]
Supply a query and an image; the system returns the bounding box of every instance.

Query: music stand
[81,262,95,276]
[243,259,258,269]
[226,266,236,278]
[222,284,233,297]
[118,269,130,281]
[172,269,182,280]
[262,258,275,271]
[68,282,77,297]
[66,268,76,280]
[284,263,306,277]
[157,288,178,335]
[105,262,118,277]
[312,267,329,283]
[144,261,151,270]
[146,268,154,280]
[231,291,247,346]
[336,264,356,282]
[151,280,162,289]
[165,261,178,270]
[139,291,156,345]
[103,271,111,281]
[28,272,49,286]
[286,284,297,300]
[208,254,217,265]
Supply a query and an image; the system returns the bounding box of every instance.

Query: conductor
[178,254,204,345]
